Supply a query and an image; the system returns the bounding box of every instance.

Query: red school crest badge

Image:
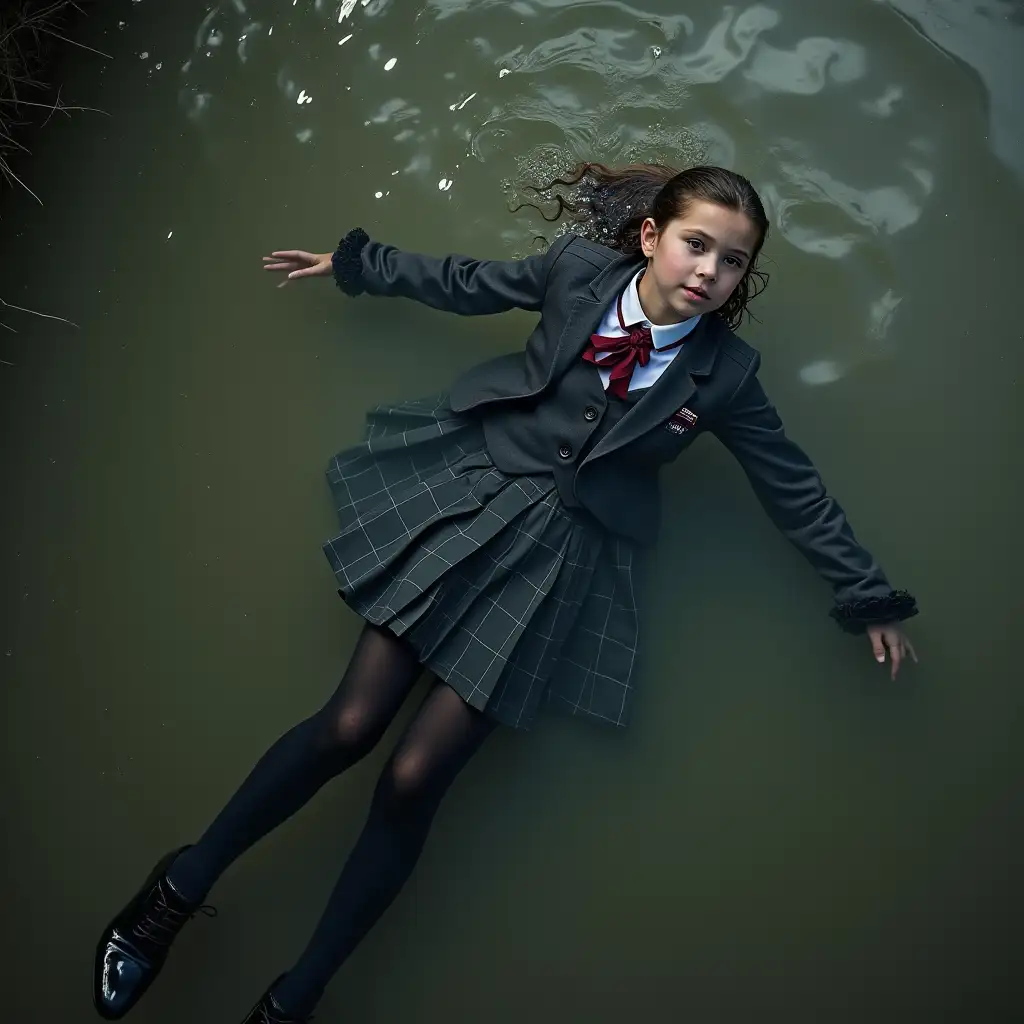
[665,406,699,435]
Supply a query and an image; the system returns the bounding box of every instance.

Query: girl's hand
[262,250,333,287]
[867,624,918,680]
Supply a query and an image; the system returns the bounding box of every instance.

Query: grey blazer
[333,228,917,632]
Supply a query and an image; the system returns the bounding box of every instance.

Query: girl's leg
[93,623,426,1020]
[168,623,424,903]
[269,681,496,1019]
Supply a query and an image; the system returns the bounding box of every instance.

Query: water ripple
[744,35,867,95]
[886,0,1024,178]
[171,0,1018,281]
[667,5,778,85]
[762,154,933,259]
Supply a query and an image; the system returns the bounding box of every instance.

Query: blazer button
[583,405,598,421]
[558,443,573,460]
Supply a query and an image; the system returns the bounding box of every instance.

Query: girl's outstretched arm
[713,354,918,675]
[263,229,572,316]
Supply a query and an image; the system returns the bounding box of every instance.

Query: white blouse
[592,270,702,392]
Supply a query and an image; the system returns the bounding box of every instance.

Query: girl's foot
[92,847,216,1019]
[239,977,313,1023]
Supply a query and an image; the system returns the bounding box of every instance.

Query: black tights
[166,624,495,1018]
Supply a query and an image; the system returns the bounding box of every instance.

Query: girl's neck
[636,266,689,326]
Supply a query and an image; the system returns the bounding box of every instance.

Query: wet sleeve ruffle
[331,227,370,296]
[828,590,919,634]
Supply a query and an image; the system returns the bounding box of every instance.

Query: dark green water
[2,0,1022,1020]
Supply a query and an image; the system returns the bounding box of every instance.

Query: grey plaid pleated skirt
[322,395,640,730]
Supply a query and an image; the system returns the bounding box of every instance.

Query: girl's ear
[639,218,659,258]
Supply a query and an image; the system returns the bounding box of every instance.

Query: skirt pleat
[322,394,640,729]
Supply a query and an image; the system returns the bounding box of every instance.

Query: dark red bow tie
[582,290,686,398]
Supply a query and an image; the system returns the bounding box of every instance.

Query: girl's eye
[686,238,703,251]
[724,256,742,268]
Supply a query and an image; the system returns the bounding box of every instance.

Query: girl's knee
[317,702,384,762]
[374,748,437,811]
[389,748,431,796]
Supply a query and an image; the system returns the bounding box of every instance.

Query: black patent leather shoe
[92,846,216,1019]
[239,977,312,1023]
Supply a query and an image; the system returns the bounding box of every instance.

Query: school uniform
[322,229,916,730]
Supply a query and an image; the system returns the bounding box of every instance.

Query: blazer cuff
[829,590,919,634]
[332,228,370,295]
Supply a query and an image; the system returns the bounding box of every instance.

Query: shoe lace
[259,1003,313,1024]
[132,878,217,947]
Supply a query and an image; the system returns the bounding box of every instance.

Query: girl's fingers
[869,627,917,679]
[870,631,886,664]
[889,640,902,679]
[270,250,314,261]
[262,253,339,282]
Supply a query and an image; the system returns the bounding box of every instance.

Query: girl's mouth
[683,286,708,301]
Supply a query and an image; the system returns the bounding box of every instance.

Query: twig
[1,0,106,201]
[2,73,50,91]
[0,296,79,327]
[0,157,42,203]
[40,80,61,126]
[0,1,74,46]
[36,27,111,60]
[0,129,30,153]
[0,98,107,115]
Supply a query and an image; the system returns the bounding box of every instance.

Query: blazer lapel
[538,253,644,391]
[580,315,722,467]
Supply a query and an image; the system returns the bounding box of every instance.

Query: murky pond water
[2,0,1022,1020]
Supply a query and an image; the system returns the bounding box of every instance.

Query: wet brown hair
[514,162,770,330]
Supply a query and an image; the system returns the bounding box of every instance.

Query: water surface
[1,0,1021,1020]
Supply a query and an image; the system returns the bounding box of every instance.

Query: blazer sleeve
[712,354,917,633]
[330,227,570,315]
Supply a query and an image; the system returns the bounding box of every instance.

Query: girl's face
[638,200,762,324]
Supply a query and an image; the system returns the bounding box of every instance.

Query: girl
[93,164,917,1023]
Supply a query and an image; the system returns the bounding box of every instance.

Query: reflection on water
[171,0,990,289]
[887,0,1024,180]
[762,156,931,259]
[169,0,994,279]
[2,0,1023,1021]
